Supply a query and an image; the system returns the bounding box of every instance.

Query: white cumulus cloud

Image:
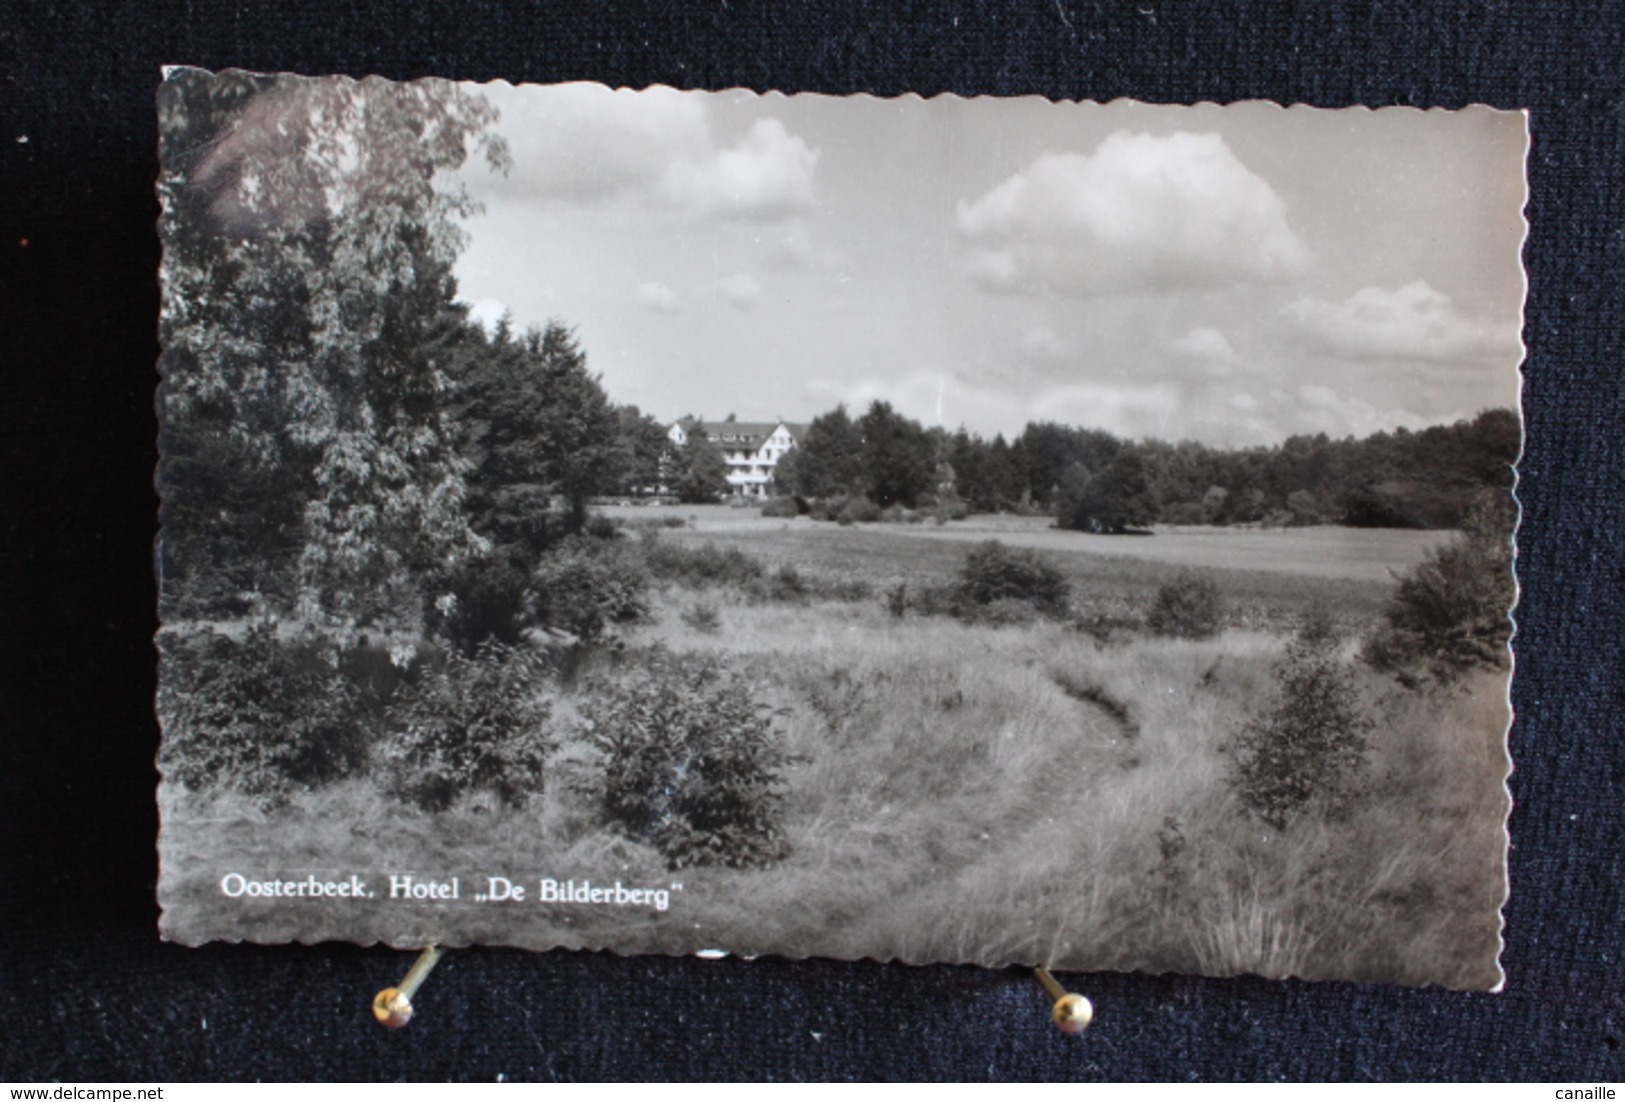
[636,281,678,312]
[718,272,761,309]
[662,118,819,220]
[487,85,817,222]
[494,83,709,202]
[1170,327,1237,378]
[1284,281,1523,365]
[955,131,1310,296]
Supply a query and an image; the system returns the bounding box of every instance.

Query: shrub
[759,496,800,518]
[382,641,553,813]
[1363,501,1515,684]
[642,540,766,590]
[434,553,532,654]
[756,563,811,603]
[681,601,722,633]
[955,540,1071,617]
[1231,632,1373,829]
[583,513,625,541]
[1146,571,1224,639]
[578,649,790,869]
[158,625,372,805]
[531,537,650,642]
[836,495,882,524]
[808,495,844,522]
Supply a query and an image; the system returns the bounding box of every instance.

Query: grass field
[158,515,1509,988]
[615,506,1446,627]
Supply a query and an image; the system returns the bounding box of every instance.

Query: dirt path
[827,675,1140,965]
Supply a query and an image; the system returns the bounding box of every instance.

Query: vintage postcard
[155,71,1523,988]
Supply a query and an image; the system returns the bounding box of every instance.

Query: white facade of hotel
[667,420,806,498]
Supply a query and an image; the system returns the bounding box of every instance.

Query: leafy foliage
[578,650,790,869]
[158,625,372,805]
[1058,453,1156,534]
[434,553,533,653]
[955,540,1071,617]
[157,72,510,632]
[681,601,722,633]
[1363,497,1515,684]
[1147,571,1225,639]
[457,322,623,541]
[835,495,882,524]
[610,404,675,497]
[530,537,650,642]
[382,642,553,813]
[669,431,730,504]
[857,400,937,508]
[642,539,766,589]
[782,404,866,499]
[1232,633,1373,829]
[759,495,801,518]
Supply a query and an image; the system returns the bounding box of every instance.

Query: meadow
[158,514,1508,989]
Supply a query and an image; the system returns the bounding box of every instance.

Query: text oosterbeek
[218,873,679,912]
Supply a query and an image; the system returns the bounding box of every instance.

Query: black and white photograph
[154,70,1523,989]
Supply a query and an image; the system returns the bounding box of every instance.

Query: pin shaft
[1033,966,1067,1001]
[397,946,444,999]
[373,946,444,1029]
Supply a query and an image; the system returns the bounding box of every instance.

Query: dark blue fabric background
[3,1,1621,1081]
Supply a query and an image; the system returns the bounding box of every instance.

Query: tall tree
[1058,452,1156,534]
[157,71,511,633]
[611,405,673,497]
[858,400,935,508]
[457,322,622,546]
[670,431,729,503]
[1021,422,1122,507]
[787,404,866,499]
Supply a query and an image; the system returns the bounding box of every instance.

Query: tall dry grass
[161,575,1508,987]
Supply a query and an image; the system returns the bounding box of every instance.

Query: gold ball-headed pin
[1034,967,1094,1034]
[373,946,445,1029]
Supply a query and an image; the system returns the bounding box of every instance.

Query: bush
[583,513,625,540]
[578,649,790,869]
[1231,633,1373,829]
[642,540,766,590]
[681,601,721,633]
[382,642,553,813]
[1363,501,1515,684]
[434,554,532,654]
[759,496,800,518]
[884,582,908,619]
[158,625,372,805]
[1146,571,1224,639]
[836,495,882,524]
[955,540,1071,617]
[762,563,811,602]
[531,537,650,642]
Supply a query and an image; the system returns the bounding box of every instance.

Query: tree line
[775,401,1518,534]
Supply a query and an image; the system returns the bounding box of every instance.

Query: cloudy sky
[450,86,1526,446]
